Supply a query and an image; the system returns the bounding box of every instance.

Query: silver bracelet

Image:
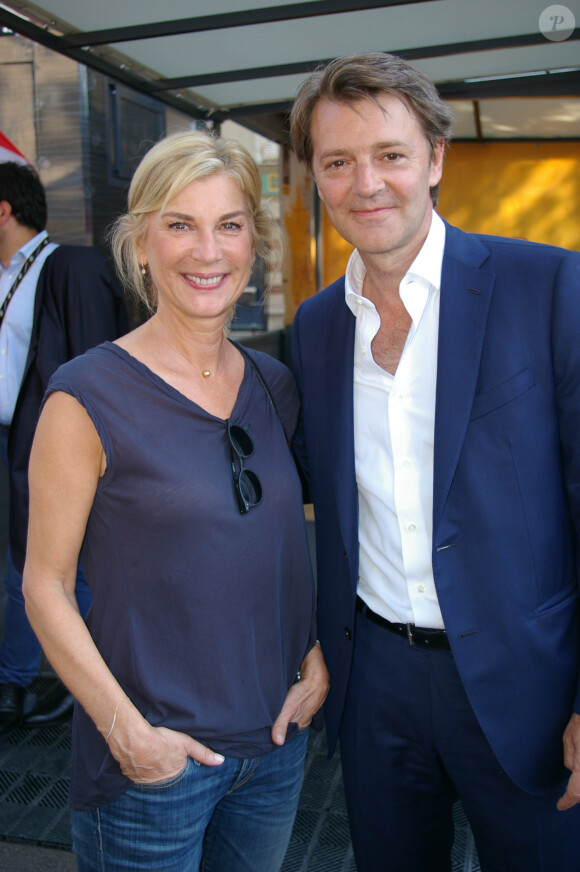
[105,695,129,743]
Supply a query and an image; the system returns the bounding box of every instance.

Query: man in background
[0,160,127,729]
[290,52,580,871]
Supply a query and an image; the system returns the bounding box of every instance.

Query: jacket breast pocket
[470,367,535,420]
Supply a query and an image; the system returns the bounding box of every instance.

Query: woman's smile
[138,173,254,324]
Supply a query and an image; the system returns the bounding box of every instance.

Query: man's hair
[290,52,454,205]
[0,161,47,232]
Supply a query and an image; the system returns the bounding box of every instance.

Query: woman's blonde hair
[109,129,283,311]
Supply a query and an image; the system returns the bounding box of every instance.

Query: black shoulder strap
[229,339,280,421]
[0,235,51,330]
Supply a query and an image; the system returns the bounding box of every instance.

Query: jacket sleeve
[550,252,580,713]
[289,306,312,503]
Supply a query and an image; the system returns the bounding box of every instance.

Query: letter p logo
[539,5,576,40]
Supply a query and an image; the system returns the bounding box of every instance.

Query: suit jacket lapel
[326,286,359,560]
[9,252,49,458]
[433,226,495,534]
[19,248,51,393]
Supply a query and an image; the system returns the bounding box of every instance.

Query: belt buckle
[406,623,415,646]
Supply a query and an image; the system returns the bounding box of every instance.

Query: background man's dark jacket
[7,245,128,573]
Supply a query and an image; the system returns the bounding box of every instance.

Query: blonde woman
[23,130,328,872]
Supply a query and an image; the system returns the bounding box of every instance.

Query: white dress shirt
[0,231,58,425]
[346,211,446,628]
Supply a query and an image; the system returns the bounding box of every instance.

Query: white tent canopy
[0,0,578,142]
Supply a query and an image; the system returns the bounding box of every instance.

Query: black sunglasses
[226,419,263,514]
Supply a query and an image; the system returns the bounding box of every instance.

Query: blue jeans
[0,548,91,686]
[72,728,308,871]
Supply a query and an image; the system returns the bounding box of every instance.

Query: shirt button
[418,584,426,593]
[408,523,416,533]
[402,459,411,469]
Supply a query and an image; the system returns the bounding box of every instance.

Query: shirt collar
[345,211,446,312]
[19,230,49,262]
[406,210,445,292]
[3,230,49,274]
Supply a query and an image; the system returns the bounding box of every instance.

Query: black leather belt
[356,596,450,650]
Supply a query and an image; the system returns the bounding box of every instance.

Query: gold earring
[140,263,147,276]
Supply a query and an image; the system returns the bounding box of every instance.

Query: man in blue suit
[290,53,580,871]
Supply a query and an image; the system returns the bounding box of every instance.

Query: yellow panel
[321,208,354,288]
[282,153,318,319]
[438,141,580,252]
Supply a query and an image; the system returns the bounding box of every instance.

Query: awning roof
[1,0,579,143]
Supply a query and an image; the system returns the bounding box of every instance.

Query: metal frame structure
[0,1,578,142]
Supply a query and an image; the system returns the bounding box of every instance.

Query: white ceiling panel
[415,42,580,84]
[0,0,578,141]
[479,97,580,138]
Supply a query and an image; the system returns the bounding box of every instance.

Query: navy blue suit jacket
[7,245,128,573]
[292,221,580,794]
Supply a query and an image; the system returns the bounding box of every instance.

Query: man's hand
[271,643,329,746]
[557,713,580,810]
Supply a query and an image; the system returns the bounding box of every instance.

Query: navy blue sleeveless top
[46,342,316,810]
